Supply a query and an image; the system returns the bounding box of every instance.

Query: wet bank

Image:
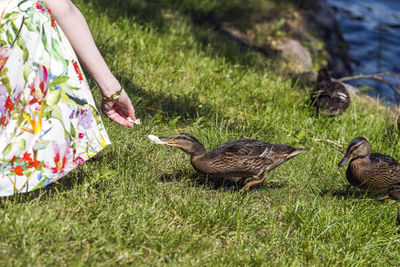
[327,0,400,103]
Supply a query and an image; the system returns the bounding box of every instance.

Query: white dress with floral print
[0,0,111,196]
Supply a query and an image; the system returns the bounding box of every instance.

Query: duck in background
[310,69,350,116]
[148,133,308,191]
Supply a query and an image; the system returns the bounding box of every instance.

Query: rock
[215,0,352,76]
[274,39,313,72]
[341,82,357,97]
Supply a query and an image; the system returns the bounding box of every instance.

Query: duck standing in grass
[338,137,400,191]
[339,137,400,223]
[310,69,350,116]
[148,133,308,191]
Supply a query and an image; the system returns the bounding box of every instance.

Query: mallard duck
[148,133,308,191]
[377,184,400,224]
[338,137,400,191]
[310,68,350,116]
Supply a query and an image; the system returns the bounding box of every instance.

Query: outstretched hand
[101,89,137,127]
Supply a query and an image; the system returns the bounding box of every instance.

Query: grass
[1,0,400,265]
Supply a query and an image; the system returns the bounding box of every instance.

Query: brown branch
[296,126,345,154]
[338,72,400,97]
[339,72,397,81]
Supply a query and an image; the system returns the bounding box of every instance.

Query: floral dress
[0,0,111,196]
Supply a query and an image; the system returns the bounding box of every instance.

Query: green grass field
[1,0,400,265]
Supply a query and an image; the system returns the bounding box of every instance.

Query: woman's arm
[43,0,136,127]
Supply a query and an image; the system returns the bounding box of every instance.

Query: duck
[338,137,400,191]
[310,68,350,116]
[148,133,308,191]
[377,184,400,224]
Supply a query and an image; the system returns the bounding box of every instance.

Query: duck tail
[288,148,309,158]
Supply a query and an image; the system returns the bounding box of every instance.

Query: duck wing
[193,139,307,178]
[192,153,275,178]
[329,83,350,111]
[369,153,400,185]
[207,139,277,158]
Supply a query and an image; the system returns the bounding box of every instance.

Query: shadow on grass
[159,170,243,191]
[87,42,218,121]
[80,0,279,70]
[159,169,286,191]
[322,185,384,200]
[115,77,215,121]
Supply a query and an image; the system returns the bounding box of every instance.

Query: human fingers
[106,108,133,127]
[118,91,135,118]
[102,101,134,127]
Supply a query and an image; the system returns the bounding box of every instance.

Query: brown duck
[310,69,350,116]
[338,137,400,191]
[149,133,308,190]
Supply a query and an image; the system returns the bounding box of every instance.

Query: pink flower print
[28,65,49,105]
[36,0,55,27]
[0,46,10,72]
[52,152,66,174]
[0,86,11,126]
[75,157,84,165]
[48,143,70,174]
[36,1,46,12]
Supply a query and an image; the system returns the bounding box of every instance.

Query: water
[326,0,400,104]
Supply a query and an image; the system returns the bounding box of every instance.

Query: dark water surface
[326,0,400,103]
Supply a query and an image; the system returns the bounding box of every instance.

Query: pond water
[326,0,400,104]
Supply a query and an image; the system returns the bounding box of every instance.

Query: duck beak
[148,135,178,146]
[158,136,179,147]
[338,154,351,167]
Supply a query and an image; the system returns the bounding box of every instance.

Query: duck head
[317,68,332,83]
[158,133,207,156]
[338,137,371,167]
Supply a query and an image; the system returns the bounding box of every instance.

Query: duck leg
[376,191,390,200]
[240,176,266,191]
